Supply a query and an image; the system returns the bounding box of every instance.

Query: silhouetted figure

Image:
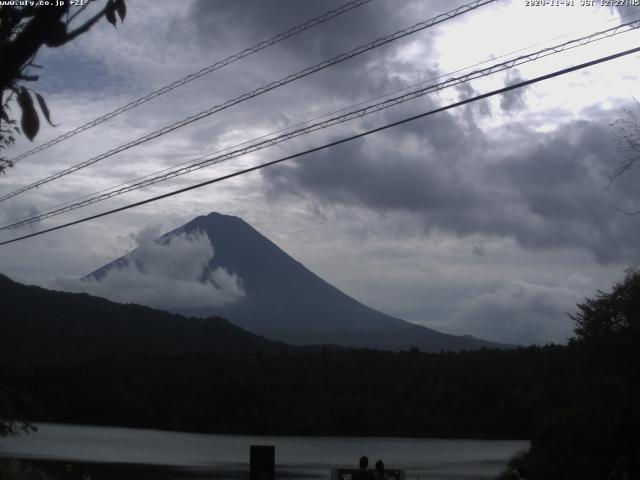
[607,456,630,480]
[632,443,640,480]
[374,460,386,480]
[64,463,73,480]
[355,456,371,480]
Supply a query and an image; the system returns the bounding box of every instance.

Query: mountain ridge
[0,272,287,364]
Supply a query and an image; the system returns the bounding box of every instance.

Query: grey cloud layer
[451,273,595,344]
[500,70,527,113]
[264,108,640,263]
[189,0,448,58]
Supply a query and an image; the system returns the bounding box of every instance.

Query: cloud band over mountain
[59,227,245,310]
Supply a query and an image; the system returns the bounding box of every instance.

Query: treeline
[499,337,640,479]
[4,345,573,439]
[500,268,640,480]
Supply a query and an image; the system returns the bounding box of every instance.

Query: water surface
[0,423,528,480]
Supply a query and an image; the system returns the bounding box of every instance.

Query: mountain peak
[187,211,244,228]
[204,211,243,223]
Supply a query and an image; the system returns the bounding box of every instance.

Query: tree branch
[64,1,111,43]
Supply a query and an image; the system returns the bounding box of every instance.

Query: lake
[0,423,528,480]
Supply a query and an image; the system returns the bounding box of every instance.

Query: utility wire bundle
[0,0,495,204]
[4,0,373,166]
[1,0,638,245]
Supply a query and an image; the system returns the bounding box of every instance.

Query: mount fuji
[85,212,506,351]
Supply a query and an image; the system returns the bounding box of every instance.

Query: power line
[8,6,635,230]
[6,8,635,229]
[4,0,372,166]
[2,44,639,247]
[0,0,495,204]
[5,16,640,231]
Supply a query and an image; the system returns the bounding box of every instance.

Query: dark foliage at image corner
[499,267,640,480]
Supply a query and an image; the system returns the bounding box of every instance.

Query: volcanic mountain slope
[87,212,508,351]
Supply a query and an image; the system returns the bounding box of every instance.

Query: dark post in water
[250,445,275,480]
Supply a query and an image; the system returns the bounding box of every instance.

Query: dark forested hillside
[0,273,285,363]
[3,346,574,439]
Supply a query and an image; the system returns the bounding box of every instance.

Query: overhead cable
[0,0,495,204]
[4,0,373,166]
[4,16,640,230]
[2,44,639,246]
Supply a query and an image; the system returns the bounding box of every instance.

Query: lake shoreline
[12,458,284,480]
[17,421,529,442]
[13,457,339,480]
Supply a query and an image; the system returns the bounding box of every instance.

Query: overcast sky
[1,0,640,345]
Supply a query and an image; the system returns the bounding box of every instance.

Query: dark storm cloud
[188,0,452,59]
[185,0,451,105]
[487,121,640,262]
[456,82,492,119]
[264,110,640,263]
[500,70,527,113]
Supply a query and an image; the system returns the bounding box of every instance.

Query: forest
[1,268,639,480]
[2,345,573,439]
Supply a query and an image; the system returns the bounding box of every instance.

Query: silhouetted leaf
[44,20,68,47]
[18,74,39,82]
[17,87,39,141]
[35,93,57,127]
[115,0,126,21]
[105,2,117,27]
